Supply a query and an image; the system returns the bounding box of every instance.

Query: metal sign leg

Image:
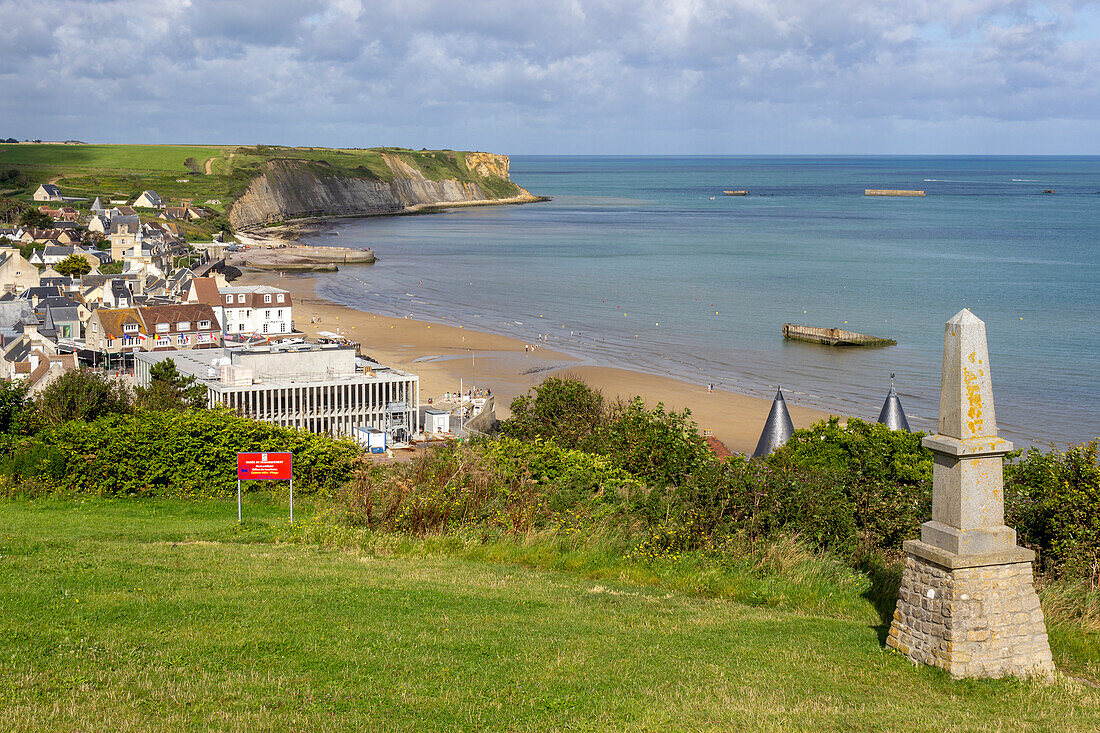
[289,478,294,524]
[237,479,242,523]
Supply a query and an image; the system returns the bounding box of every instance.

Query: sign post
[236,452,294,523]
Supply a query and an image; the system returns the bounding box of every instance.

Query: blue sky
[1,0,1098,154]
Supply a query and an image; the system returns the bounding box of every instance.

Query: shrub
[40,408,358,496]
[596,397,712,488]
[768,416,932,486]
[37,368,132,427]
[1006,440,1100,581]
[501,376,606,449]
[0,379,36,439]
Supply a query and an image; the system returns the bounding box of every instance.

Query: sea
[296,156,1100,448]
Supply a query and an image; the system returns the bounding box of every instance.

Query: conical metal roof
[753,387,795,458]
[877,384,911,432]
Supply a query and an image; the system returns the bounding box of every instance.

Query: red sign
[237,452,292,480]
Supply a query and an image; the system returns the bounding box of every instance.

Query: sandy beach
[230,244,834,454]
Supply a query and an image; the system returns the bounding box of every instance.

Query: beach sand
[232,265,835,455]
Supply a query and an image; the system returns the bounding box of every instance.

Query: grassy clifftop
[0,143,527,220]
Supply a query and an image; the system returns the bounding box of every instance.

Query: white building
[186,278,293,339]
[134,344,419,441]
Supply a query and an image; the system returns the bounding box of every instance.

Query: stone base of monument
[887,540,1055,680]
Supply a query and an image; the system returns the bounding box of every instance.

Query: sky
[2,0,1098,154]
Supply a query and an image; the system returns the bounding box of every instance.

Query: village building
[86,303,221,362]
[109,215,142,261]
[185,278,294,339]
[134,344,419,441]
[33,184,63,202]
[0,248,41,294]
[133,190,165,209]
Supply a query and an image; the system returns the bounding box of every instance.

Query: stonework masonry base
[886,541,1054,680]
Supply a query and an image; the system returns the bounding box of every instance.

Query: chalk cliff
[228,152,534,230]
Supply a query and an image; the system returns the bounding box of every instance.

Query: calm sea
[299,156,1100,447]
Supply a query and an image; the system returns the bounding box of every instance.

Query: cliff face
[228,153,531,229]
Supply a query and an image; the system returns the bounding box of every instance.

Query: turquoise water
[301,156,1100,447]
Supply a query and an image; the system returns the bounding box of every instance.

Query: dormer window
[156,323,169,333]
[264,294,272,303]
[177,321,190,331]
[123,323,138,333]
[225,295,232,304]
[237,294,245,303]
[276,294,285,303]
[198,320,211,329]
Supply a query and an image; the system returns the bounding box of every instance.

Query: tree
[501,377,607,449]
[19,209,52,229]
[54,253,93,277]
[0,379,36,438]
[135,359,206,411]
[37,369,132,427]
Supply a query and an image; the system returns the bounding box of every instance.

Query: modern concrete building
[134,343,419,440]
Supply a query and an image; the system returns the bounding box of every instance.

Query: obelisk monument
[886,310,1054,679]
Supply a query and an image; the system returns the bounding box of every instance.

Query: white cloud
[0,0,1096,152]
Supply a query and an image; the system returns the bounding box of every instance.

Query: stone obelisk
[886,310,1054,679]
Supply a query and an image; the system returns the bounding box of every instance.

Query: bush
[40,408,358,496]
[37,368,132,427]
[1007,440,1100,581]
[0,379,36,440]
[596,397,712,488]
[768,416,931,485]
[337,437,649,535]
[501,376,606,450]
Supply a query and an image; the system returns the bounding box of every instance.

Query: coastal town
[0,182,489,450]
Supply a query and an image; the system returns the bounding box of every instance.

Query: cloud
[0,0,1097,152]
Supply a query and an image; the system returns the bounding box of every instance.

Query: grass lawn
[0,144,230,173]
[2,496,1097,731]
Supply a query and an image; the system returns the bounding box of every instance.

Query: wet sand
[232,268,835,455]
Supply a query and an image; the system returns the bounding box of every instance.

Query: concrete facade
[887,309,1054,679]
[134,345,418,440]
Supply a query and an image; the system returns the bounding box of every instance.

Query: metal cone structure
[877,384,911,431]
[886,309,1053,679]
[752,387,795,458]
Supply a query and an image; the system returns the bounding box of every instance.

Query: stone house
[0,248,41,294]
[133,190,164,209]
[33,184,62,202]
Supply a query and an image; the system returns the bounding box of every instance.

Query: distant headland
[0,143,543,234]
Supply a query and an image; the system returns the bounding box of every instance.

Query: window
[237,294,245,303]
[264,310,270,319]
[225,295,232,304]
[123,323,138,333]
[156,323,169,333]
[263,323,269,333]
[280,323,286,333]
[198,320,210,329]
[264,294,272,303]
[276,294,284,303]
[276,309,283,318]
[177,321,190,331]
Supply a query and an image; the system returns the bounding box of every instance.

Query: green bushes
[500,378,711,487]
[337,437,648,534]
[23,408,357,497]
[1007,441,1100,580]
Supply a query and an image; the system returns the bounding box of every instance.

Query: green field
[0,144,231,173]
[2,497,1097,731]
